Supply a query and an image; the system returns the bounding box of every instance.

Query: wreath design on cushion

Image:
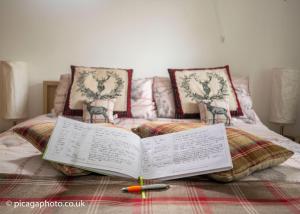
[76,71,125,123]
[180,72,229,102]
[76,70,124,101]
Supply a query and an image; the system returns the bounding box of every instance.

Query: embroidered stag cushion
[198,100,232,125]
[132,122,294,182]
[82,99,116,123]
[153,77,176,118]
[63,65,133,118]
[53,73,71,116]
[131,78,157,119]
[168,65,243,118]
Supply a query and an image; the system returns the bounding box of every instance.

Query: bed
[0,79,300,214]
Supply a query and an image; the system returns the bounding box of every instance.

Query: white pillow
[131,78,157,119]
[232,76,258,123]
[53,74,71,116]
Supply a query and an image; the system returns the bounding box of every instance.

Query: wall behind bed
[0,0,299,136]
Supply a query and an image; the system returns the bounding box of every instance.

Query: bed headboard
[43,81,59,114]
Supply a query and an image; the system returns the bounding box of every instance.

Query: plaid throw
[13,121,293,182]
[13,122,130,176]
[0,174,299,214]
[131,122,206,138]
[13,122,90,176]
[13,122,54,152]
[132,122,294,182]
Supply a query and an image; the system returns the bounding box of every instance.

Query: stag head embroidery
[76,71,124,123]
[181,72,229,101]
[76,71,124,101]
[181,72,231,125]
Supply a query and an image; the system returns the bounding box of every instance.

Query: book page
[141,124,232,180]
[43,116,142,179]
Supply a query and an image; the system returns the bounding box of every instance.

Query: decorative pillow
[131,78,157,119]
[232,76,250,94]
[132,121,205,138]
[153,77,176,118]
[232,77,258,123]
[82,99,116,123]
[132,122,293,182]
[49,162,89,176]
[198,100,231,125]
[168,65,243,118]
[13,122,89,176]
[63,65,133,118]
[53,73,71,116]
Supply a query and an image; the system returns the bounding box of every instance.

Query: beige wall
[0,0,299,135]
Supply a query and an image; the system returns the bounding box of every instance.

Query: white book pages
[141,124,232,180]
[43,116,142,179]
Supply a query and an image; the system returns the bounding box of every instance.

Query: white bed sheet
[0,114,299,182]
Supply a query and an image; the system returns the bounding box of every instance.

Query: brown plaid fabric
[0,174,299,214]
[132,121,206,138]
[13,122,54,153]
[13,122,90,176]
[132,122,294,182]
[13,122,131,176]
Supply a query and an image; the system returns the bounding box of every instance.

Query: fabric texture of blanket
[0,174,299,214]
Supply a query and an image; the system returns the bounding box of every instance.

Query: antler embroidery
[180,72,229,102]
[76,70,124,101]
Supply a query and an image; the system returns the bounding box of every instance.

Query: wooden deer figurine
[85,101,109,123]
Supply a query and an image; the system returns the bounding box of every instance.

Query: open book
[43,117,233,180]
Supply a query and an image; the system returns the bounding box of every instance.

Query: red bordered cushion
[63,65,133,118]
[168,65,243,119]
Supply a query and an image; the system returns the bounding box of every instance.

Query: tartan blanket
[0,174,300,214]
